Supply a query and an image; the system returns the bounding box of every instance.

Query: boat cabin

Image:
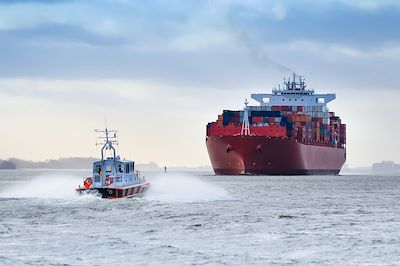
[91,128,141,189]
[92,157,139,188]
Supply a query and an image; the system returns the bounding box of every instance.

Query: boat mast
[241,99,252,136]
[95,128,118,162]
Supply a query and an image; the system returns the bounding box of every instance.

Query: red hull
[76,181,150,199]
[206,136,346,175]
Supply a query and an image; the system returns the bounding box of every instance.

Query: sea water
[1,170,400,265]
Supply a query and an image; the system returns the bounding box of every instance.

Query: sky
[1,0,400,167]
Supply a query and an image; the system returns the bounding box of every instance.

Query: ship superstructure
[206,74,346,175]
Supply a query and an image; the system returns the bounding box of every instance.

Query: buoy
[104,177,113,186]
[83,177,93,189]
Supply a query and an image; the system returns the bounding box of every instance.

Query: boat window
[125,164,129,173]
[118,164,123,173]
[94,164,101,174]
[106,165,112,173]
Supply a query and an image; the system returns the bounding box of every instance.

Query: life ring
[83,177,93,189]
[104,177,113,186]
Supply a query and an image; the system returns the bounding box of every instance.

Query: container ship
[206,74,346,175]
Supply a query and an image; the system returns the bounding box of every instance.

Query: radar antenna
[95,127,119,161]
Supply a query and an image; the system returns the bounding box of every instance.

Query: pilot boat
[76,128,150,198]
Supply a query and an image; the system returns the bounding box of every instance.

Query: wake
[0,174,85,199]
[144,172,231,203]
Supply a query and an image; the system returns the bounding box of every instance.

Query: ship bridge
[251,73,335,107]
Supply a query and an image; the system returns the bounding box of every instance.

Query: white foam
[144,173,231,203]
[0,174,84,199]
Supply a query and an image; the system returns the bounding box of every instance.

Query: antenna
[95,127,119,161]
[104,116,108,131]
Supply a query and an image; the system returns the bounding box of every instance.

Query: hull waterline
[206,136,346,175]
[76,181,150,199]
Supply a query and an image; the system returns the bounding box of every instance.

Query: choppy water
[1,170,400,265]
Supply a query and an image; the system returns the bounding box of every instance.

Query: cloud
[0,0,199,40]
[0,0,399,91]
[0,0,72,4]
[339,0,400,10]
[275,40,400,60]
[1,0,399,51]
[0,79,138,107]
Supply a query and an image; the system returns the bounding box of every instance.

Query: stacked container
[210,104,346,147]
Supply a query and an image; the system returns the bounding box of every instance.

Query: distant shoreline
[0,157,212,171]
[1,158,399,174]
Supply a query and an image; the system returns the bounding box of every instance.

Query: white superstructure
[90,128,142,189]
[251,73,335,108]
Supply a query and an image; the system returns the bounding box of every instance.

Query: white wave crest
[144,173,231,203]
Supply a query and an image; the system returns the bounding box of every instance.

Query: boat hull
[76,181,150,199]
[206,136,346,175]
